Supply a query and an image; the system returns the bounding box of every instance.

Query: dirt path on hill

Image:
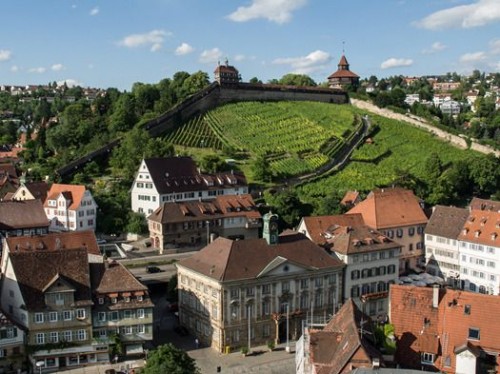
[350,98,500,157]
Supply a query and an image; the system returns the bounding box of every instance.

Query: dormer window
[111,297,117,304]
[76,309,85,320]
[137,295,143,302]
[98,297,104,305]
[125,296,130,303]
[475,230,481,238]
[462,228,469,235]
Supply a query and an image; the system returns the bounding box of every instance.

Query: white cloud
[489,39,500,54]
[459,51,487,63]
[227,0,307,24]
[57,79,81,88]
[28,67,46,74]
[380,58,413,69]
[51,63,65,71]
[10,65,19,72]
[90,7,99,16]
[118,30,171,52]
[422,41,447,54]
[199,48,223,64]
[415,0,500,30]
[175,42,194,56]
[234,54,246,62]
[0,50,12,62]
[272,50,332,74]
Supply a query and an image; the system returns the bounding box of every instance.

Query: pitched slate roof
[8,247,92,310]
[148,194,261,223]
[24,181,49,202]
[389,285,500,372]
[177,231,344,282]
[6,230,100,255]
[299,214,365,246]
[310,299,382,374]
[347,188,428,229]
[44,183,86,210]
[91,260,148,294]
[327,55,360,80]
[324,224,401,255]
[143,157,247,195]
[0,199,48,229]
[425,205,469,239]
[469,197,500,212]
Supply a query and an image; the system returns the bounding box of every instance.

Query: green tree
[279,74,316,87]
[251,155,271,182]
[469,153,500,197]
[108,93,137,134]
[126,211,148,235]
[142,343,200,374]
[266,189,312,228]
[199,154,226,173]
[181,71,210,97]
[249,77,262,84]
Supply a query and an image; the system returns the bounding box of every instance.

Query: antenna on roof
[342,41,345,54]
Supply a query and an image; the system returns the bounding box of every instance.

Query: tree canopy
[142,343,200,374]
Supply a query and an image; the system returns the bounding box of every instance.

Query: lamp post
[206,220,210,245]
[247,304,251,354]
[35,361,44,374]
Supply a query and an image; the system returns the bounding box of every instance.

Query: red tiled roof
[458,209,499,247]
[300,214,365,245]
[389,285,500,372]
[340,190,359,206]
[347,188,428,229]
[177,231,344,282]
[44,183,86,210]
[6,230,100,255]
[469,197,500,212]
[90,261,148,294]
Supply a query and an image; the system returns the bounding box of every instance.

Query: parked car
[146,265,162,273]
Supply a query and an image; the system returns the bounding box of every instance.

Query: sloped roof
[300,214,365,245]
[469,197,500,212]
[0,199,49,230]
[425,205,469,239]
[45,183,87,210]
[347,188,428,229]
[340,190,360,206]
[6,230,101,255]
[148,194,261,223]
[8,247,92,310]
[25,181,49,202]
[390,285,500,371]
[90,261,148,294]
[214,63,239,74]
[458,209,499,247]
[177,231,344,282]
[310,299,382,374]
[143,157,247,195]
[325,224,401,255]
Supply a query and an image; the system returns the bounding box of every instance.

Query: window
[111,297,117,304]
[98,297,104,305]
[98,312,106,322]
[421,352,435,364]
[49,331,59,343]
[63,330,72,342]
[468,328,480,340]
[137,309,145,319]
[76,309,85,319]
[328,275,336,285]
[282,281,290,292]
[35,313,44,323]
[351,270,360,280]
[36,333,45,344]
[110,311,119,321]
[314,278,323,287]
[246,287,254,297]
[230,288,239,299]
[124,310,132,319]
[396,229,403,238]
[351,286,360,298]
[262,301,270,316]
[262,284,271,294]
[388,265,396,274]
[77,329,86,341]
[63,310,72,321]
[464,305,471,315]
[408,227,415,236]
[137,324,145,334]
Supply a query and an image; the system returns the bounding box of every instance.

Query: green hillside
[164,101,358,177]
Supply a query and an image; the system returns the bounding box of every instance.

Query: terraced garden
[164,101,359,178]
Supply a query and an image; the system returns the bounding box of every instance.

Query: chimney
[432,285,439,308]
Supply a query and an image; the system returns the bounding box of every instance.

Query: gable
[43,274,76,294]
[257,256,309,278]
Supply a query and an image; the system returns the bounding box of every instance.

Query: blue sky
[1,0,499,91]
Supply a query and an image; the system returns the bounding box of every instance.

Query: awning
[126,344,144,355]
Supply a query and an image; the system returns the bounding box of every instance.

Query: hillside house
[44,184,97,232]
[0,199,49,238]
[131,157,248,215]
[9,181,49,202]
[147,194,261,253]
[214,59,240,85]
[440,100,461,115]
[347,188,427,273]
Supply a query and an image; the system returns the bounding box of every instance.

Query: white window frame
[36,333,45,344]
[137,309,145,319]
[35,313,44,324]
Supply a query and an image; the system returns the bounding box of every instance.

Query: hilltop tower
[327,54,359,89]
[214,59,240,85]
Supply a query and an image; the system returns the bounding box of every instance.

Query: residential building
[389,284,500,373]
[296,300,383,374]
[0,163,19,199]
[0,247,96,371]
[296,214,365,246]
[9,181,49,202]
[327,55,360,89]
[458,204,500,295]
[44,183,98,232]
[214,59,240,85]
[176,216,344,352]
[432,93,452,107]
[322,224,401,319]
[0,310,25,373]
[340,190,361,208]
[347,188,428,273]
[425,205,469,283]
[131,157,248,215]
[440,100,461,115]
[404,94,420,106]
[0,199,49,238]
[90,260,154,357]
[432,81,461,92]
[147,194,261,252]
